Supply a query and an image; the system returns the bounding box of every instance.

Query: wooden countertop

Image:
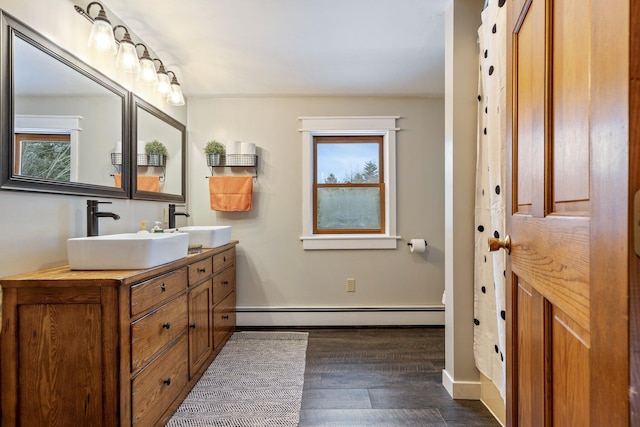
[0,241,238,289]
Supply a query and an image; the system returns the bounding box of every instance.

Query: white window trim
[299,116,401,250]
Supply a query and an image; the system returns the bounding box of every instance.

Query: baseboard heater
[236,306,445,327]
[237,306,444,313]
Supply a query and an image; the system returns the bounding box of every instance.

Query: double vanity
[0,9,241,426]
[0,237,237,426]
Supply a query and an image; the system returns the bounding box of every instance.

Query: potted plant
[144,140,168,166]
[204,140,226,166]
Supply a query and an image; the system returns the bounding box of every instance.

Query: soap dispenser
[137,220,149,234]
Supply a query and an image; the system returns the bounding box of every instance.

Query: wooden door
[505,0,629,425]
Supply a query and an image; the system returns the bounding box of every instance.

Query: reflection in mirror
[1,11,129,197]
[132,95,185,202]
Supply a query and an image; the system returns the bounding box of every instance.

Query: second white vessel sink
[178,226,232,248]
[67,232,189,270]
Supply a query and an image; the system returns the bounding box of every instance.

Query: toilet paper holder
[407,240,428,248]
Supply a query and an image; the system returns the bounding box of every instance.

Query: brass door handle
[488,235,511,255]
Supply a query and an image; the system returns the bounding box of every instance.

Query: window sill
[301,235,401,250]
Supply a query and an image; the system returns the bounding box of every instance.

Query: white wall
[187,97,445,326]
[443,0,483,399]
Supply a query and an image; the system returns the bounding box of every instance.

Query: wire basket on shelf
[111,153,122,165]
[207,154,257,167]
[138,154,166,167]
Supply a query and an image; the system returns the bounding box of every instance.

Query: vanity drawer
[213,247,235,273]
[131,335,189,427]
[131,268,188,316]
[213,291,236,349]
[188,257,213,285]
[131,294,188,373]
[213,267,235,305]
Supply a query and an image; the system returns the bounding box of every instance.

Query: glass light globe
[116,40,140,73]
[88,17,116,55]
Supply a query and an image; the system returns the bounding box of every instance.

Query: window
[14,115,81,182]
[14,133,71,181]
[314,135,384,234]
[300,116,400,250]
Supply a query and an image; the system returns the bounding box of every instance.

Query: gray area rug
[167,331,309,426]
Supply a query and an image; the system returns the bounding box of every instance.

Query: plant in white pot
[144,140,168,166]
[205,140,226,166]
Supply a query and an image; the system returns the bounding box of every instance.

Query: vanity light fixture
[154,59,172,95]
[75,2,186,106]
[167,71,185,106]
[75,2,117,54]
[113,25,140,73]
[136,44,158,85]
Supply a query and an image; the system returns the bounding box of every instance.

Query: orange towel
[138,175,160,192]
[209,176,253,211]
[114,174,160,192]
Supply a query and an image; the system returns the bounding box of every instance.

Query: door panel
[551,308,590,427]
[552,0,590,211]
[515,281,532,426]
[514,0,545,216]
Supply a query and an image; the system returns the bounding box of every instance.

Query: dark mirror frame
[0,11,131,198]
[131,95,186,203]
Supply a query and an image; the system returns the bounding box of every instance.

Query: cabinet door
[18,303,103,426]
[188,280,213,377]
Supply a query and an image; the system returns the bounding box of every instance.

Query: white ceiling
[100,0,450,98]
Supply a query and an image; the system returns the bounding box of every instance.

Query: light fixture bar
[75,2,185,106]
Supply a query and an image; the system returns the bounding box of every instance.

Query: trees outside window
[313,135,384,234]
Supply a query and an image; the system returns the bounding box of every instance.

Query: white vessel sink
[67,232,189,270]
[177,226,232,248]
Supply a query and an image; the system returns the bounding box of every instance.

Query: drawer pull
[222,280,229,285]
[163,378,171,386]
[161,283,166,292]
[162,322,171,329]
[223,256,226,262]
[198,267,207,273]
[190,323,196,329]
[222,315,229,320]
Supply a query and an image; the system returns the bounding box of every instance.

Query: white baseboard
[236,306,445,327]
[442,369,481,400]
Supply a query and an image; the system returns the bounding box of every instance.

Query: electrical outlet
[346,278,356,292]
[163,207,169,224]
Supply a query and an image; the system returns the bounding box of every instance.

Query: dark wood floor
[296,327,501,427]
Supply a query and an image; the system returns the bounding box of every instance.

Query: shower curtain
[474,0,507,399]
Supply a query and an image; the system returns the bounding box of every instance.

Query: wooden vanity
[0,241,238,426]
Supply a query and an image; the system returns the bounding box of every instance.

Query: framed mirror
[0,11,130,197]
[131,95,186,202]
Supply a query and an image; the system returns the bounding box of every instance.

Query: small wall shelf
[207,154,259,180]
[110,153,166,181]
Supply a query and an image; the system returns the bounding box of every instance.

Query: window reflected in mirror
[14,133,72,181]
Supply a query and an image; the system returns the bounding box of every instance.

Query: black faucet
[87,200,120,237]
[168,203,190,229]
